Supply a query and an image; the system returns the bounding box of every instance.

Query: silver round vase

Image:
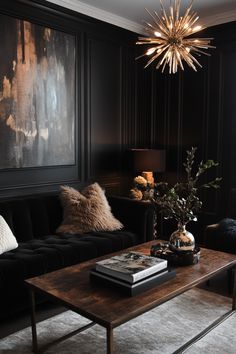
[169,223,195,253]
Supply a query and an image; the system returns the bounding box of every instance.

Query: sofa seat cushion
[0,230,139,290]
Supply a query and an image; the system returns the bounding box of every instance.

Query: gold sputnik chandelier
[136,0,215,74]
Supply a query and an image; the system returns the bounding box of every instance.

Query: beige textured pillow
[0,215,18,255]
[57,183,123,234]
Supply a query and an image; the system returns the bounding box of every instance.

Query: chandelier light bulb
[154,31,162,37]
[146,47,156,55]
[136,0,215,74]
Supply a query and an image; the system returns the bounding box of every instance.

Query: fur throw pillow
[56,183,123,234]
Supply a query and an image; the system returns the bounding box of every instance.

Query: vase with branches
[130,147,221,252]
[152,147,221,251]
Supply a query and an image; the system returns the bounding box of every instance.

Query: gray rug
[0,288,235,354]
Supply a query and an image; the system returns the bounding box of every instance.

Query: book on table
[95,252,168,283]
[90,267,176,296]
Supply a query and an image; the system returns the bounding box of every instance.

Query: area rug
[0,288,235,354]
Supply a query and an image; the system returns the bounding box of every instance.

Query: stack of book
[90,252,176,296]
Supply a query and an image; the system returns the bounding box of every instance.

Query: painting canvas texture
[0,14,75,168]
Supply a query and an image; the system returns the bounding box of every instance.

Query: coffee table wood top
[25,241,236,329]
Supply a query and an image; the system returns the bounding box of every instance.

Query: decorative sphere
[169,226,195,253]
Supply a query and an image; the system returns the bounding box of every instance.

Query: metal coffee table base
[30,291,96,354]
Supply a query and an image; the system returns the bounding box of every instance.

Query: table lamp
[131,149,166,183]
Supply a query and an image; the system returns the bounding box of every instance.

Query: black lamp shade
[131,149,166,172]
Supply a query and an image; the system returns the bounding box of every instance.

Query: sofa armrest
[108,196,155,243]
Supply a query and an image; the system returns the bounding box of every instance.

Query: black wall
[0,1,236,241]
[0,0,136,197]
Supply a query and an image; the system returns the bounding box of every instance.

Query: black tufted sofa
[0,193,155,319]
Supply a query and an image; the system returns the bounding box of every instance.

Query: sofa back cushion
[0,195,62,242]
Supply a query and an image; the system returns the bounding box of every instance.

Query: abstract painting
[0,14,75,169]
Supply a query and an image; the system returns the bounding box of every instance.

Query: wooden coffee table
[25,241,236,354]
